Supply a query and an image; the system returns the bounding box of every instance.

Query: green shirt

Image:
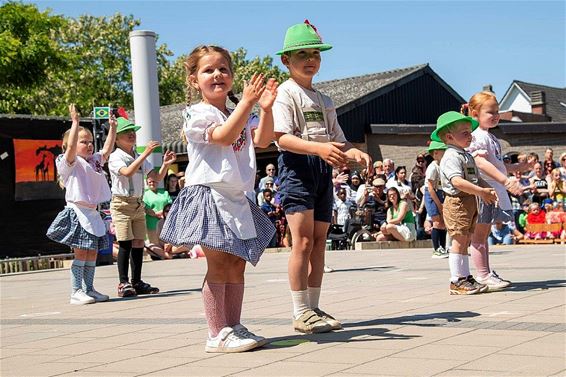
[388,200,415,224]
[143,189,172,230]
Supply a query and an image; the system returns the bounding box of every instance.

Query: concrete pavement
[1,244,565,376]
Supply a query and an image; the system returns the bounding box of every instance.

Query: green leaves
[0,2,287,116]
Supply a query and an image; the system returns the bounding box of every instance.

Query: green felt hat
[427,140,447,152]
[116,117,141,133]
[430,111,479,142]
[276,20,332,55]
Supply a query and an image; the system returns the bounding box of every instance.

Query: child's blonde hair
[181,45,239,143]
[551,168,562,180]
[461,91,498,116]
[529,202,540,212]
[61,127,91,152]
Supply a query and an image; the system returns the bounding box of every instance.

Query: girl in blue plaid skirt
[47,104,117,305]
[160,45,278,353]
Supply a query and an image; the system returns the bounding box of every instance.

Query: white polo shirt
[108,148,153,197]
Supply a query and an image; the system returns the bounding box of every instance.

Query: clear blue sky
[34,1,565,101]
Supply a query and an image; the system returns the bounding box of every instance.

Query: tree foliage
[0,2,288,116]
[0,2,66,87]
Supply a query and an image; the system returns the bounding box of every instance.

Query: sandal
[292,309,332,334]
[118,282,137,298]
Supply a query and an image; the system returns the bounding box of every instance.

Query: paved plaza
[1,244,565,377]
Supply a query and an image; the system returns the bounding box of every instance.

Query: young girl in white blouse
[160,45,278,353]
[47,104,116,305]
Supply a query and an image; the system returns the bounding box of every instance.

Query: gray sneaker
[432,246,449,259]
[232,324,268,347]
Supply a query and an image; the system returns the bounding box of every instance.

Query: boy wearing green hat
[272,20,372,334]
[108,117,176,298]
[432,111,497,295]
[425,140,448,259]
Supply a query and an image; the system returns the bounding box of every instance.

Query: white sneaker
[205,326,258,353]
[233,324,268,347]
[86,289,109,302]
[475,270,511,291]
[324,265,334,273]
[70,289,95,305]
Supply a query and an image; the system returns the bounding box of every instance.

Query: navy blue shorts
[424,188,444,218]
[277,152,333,223]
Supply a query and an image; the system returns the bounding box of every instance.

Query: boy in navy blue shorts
[273,20,372,333]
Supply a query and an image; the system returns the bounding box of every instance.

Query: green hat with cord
[276,20,332,55]
[116,117,141,133]
[430,111,478,142]
[427,140,448,152]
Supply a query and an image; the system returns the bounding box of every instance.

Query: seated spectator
[257,177,275,206]
[349,171,362,203]
[548,168,566,204]
[333,188,352,231]
[260,189,279,247]
[386,166,414,202]
[409,154,427,193]
[375,187,417,242]
[516,200,531,233]
[383,159,395,180]
[546,201,566,240]
[488,221,514,245]
[166,173,181,201]
[526,152,539,178]
[373,160,384,176]
[559,152,566,181]
[544,148,560,172]
[524,202,550,240]
[258,163,277,190]
[356,177,387,230]
[530,162,549,204]
[144,176,172,247]
[146,204,190,259]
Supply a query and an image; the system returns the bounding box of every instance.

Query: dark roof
[314,64,426,108]
[503,81,566,122]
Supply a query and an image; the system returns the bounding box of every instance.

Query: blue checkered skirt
[160,185,275,266]
[46,207,109,251]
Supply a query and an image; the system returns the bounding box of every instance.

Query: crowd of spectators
[250,148,566,249]
[103,148,565,258]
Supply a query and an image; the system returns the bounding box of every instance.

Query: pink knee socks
[470,242,490,278]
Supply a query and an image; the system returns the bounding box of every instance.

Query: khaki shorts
[110,196,147,241]
[443,195,477,237]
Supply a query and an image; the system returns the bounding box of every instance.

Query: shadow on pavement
[506,279,566,292]
[108,287,202,302]
[264,311,480,350]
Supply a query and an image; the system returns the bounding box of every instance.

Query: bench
[519,223,564,244]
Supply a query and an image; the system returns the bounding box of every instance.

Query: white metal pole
[129,30,162,177]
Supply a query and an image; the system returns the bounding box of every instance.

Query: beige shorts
[110,196,147,241]
[443,195,477,237]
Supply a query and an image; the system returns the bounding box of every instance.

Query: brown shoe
[449,276,483,295]
[313,308,342,330]
[293,309,332,334]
